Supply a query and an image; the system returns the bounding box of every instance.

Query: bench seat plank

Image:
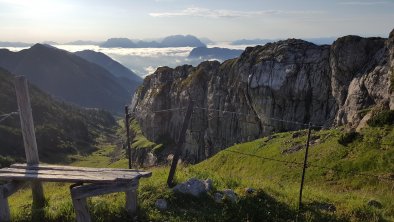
[0,172,120,183]
[11,164,151,178]
[0,164,151,183]
[0,168,143,181]
[0,168,137,182]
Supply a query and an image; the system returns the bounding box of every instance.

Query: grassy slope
[189,126,394,221]
[8,124,394,222]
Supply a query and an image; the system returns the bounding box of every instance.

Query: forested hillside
[0,67,116,165]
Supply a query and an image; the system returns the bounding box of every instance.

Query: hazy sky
[1,0,393,43]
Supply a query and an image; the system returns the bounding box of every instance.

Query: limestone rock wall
[131,30,394,163]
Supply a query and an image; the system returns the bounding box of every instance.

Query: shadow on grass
[135,189,350,222]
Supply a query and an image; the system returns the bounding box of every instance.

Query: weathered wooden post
[0,186,10,221]
[167,100,194,187]
[0,181,25,221]
[14,76,45,208]
[296,122,312,222]
[71,194,90,222]
[125,182,138,215]
[125,106,132,169]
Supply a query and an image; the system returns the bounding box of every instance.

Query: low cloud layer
[3,44,248,77]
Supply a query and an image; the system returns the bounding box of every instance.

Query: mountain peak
[100,38,136,48]
[0,44,132,114]
[29,43,60,53]
[100,35,206,48]
[161,35,206,47]
[74,49,142,83]
[30,43,48,49]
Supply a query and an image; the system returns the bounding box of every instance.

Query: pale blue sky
[0,0,393,42]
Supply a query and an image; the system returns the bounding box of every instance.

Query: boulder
[173,178,212,197]
[367,199,383,209]
[155,199,168,210]
[214,192,224,203]
[222,189,238,203]
[213,189,238,203]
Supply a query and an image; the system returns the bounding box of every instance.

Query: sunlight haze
[1,0,393,42]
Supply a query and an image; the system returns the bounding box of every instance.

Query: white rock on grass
[222,189,238,203]
[214,189,238,203]
[173,178,212,197]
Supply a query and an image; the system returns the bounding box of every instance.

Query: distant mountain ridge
[0,41,33,47]
[75,50,142,94]
[231,37,336,46]
[66,40,103,45]
[231,39,274,45]
[0,44,131,114]
[100,35,206,48]
[188,47,243,60]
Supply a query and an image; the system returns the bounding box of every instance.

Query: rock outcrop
[131,29,394,163]
[388,29,394,109]
[331,36,389,127]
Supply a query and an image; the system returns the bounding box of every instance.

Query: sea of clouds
[4,43,250,78]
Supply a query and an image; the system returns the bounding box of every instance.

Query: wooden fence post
[14,76,45,208]
[125,106,132,169]
[296,122,312,221]
[167,100,194,187]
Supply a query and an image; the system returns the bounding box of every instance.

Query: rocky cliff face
[131,30,394,163]
[389,29,394,109]
[331,36,389,127]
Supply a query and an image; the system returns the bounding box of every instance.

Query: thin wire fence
[222,149,393,182]
[135,106,394,183]
[128,101,394,220]
[151,106,326,128]
[0,111,19,124]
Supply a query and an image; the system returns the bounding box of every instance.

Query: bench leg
[31,181,45,209]
[71,197,91,222]
[125,188,137,215]
[70,181,138,220]
[0,181,25,222]
[0,187,11,222]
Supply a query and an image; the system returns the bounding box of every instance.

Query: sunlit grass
[7,125,394,221]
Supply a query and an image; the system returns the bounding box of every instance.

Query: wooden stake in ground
[167,100,194,187]
[14,76,45,208]
[296,122,312,221]
[125,106,132,169]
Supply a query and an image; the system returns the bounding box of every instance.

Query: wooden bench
[0,163,151,222]
[0,75,151,222]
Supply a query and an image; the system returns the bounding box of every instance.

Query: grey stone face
[172,178,213,197]
[132,30,394,163]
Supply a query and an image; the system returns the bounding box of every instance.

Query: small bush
[0,155,14,168]
[338,131,361,146]
[367,110,394,127]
